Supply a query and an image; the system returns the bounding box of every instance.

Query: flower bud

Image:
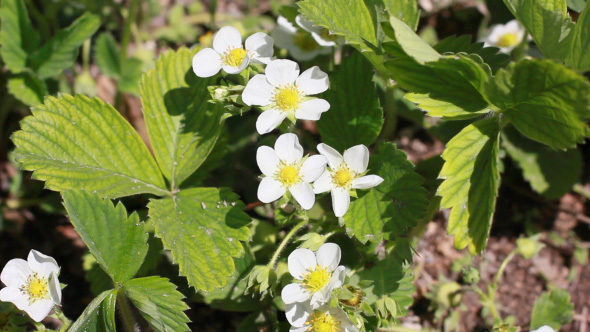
[462,266,480,284]
[516,237,544,259]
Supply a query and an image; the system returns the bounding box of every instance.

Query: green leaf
[12,94,168,198]
[530,289,574,330]
[387,16,440,64]
[502,0,574,60]
[434,35,510,74]
[382,0,420,30]
[62,190,149,283]
[148,188,251,291]
[0,0,40,73]
[67,289,116,332]
[298,0,378,46]
[502,126,582,199]
[566,1,590,72]
[29,13,101,79]
[317,51,383,151]
[344,142,428,243]
[486,59,590,149]
[95,33,121,77]
[567,0,587,12]
[141,47,223,187]
[438,117,501,254]
[7,72,48,106]
[119,57,143,95]
[123,276,190,332]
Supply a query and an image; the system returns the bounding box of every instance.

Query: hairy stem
[266,218,309,268]
[117,290,136,332]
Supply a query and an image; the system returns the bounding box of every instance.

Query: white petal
[49,272,62,304]
[246,32,274,64]
[296,66,329,95]
[290,327,308,332]
[331,188,350,217]
[281,283,310,305]
[351,175,384,190]
[277,16,298,34]
[288,248,317,279]
[310,290,329,308]
[295,98,330,121]
[290,182,315,210]
[310,31,337,47]
[192,48,222,78]
[343,145,369,173]
[531,326,556,332]
[257,146,279,176]
[329,265,346,288]
[221,53,250,74]
[271,24,296,50]
[329,306,359,332]
[256,109,287,135]
[0,287,29,310]
[316,243,341,271]
[265,59,300,87]
[0,258,30,287]
[274,133,304,163]
[285,302,312,327]
[28,250,59,279]
[300,155,327,182]
[242,74,274,106]
[257,177,286,203]
[295,15,320,34]
[212,26,242,54]
[26,298,54,322]
[313,171,333,194]
[317,143,343,169]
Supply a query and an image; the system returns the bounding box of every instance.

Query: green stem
[120,0,140,63]
[493,250,516,289]
[82,39,91,73]
[266,218,309,268]
[117,290,136,332]
[378,84,398,141]
[33,322,46,331]
[54,307,71,332]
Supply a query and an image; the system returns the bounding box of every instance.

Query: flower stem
[117,290,137,332]
[493,250,516,289]
[266,218,309,269]
[54,307,71,332]
[33,322,46,331]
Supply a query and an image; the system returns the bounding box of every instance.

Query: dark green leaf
[95,33,121,77]
[387,16,439,63]
[567,0,587,12]
[434,35,510,73]
[67,290,116,332]
[566,2,590,72]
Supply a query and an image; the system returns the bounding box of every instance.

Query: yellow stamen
[20,273,49,302]
[294,31,319,51]
[331,165,355,189]
[276,164,301,187]
[305,311,341,332]
[274,85,302,112]
[497,33,518,48]
[302,265,331,293]
[223,48,247,67]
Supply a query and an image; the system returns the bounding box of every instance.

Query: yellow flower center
[294,31,319,51]
[21,273,49,302]
[223,48,247,67]
[274,85,302,112]
[306,312,341,332]
[497,33,518,48]
[276,164,301,187]
[302,265,331,293]
[331,166,355,189]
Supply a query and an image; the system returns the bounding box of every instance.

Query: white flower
[271,16,331,61]
[483,19,526,53]
[295,15,341,47]
[192,26,274,77]
[313,144,384,217]
[285,302,359,332]
[242,59,330,135]
[257,133,327,209]
[281,243,345,309]
[531,326,556,332]
[0,250,62,322]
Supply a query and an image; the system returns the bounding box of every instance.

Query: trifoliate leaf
[62,190,149,283]
[566,2,590,72]
[344,142,428,243]
[148,188,251,291]
[12,94,168,198]
[502,126,582,199]
[317,51,383,151]
[298,0,378,46]
[434,35,510,73]
[7,72,48,106]
[141,47,223,188]
[382,0,420,31]
[0,0,40,73]
[502,0,574,61]
[438,117,501,254]
[530,289,574,330]
[388,16,440,64]
[67,289,116,332]
[123,276,190,332]
[486,59,590,149]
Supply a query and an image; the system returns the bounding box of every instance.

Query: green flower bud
[462,266,480,284]
[516,237,544,259]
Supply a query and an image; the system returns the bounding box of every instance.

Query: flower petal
[313,171,333,194]
[256,109,287,135]
[531,326,556,332]
[329,265,346,288]
[315,243,341,271]
[295,98,330,121]
[295,15,321,35]
[285,302,312,327]
[289,182,315,210]
[192,48,222,78]
[49,272,62,304]
[265,59,300,87]
[0,287,29,310]
[288,248,317,279]
[310,290,329,308]
[26,298,54,322]
[221,53,250,74]
[351,175,384,190]
[343,145,369,173]
[212,26,242,54]
[242,74,274,106]
[257,146,279,176]
[246,32,274,64]
[300,155,327,182]
[274,133,304,163]
[257,177,286,203]
[28,250,59,279]
[0,258,30,287]
[296,66,329,95]
[331,187,350,217]
[281,283,310,305]
[277,16,298,33]
[317,143,343,169]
